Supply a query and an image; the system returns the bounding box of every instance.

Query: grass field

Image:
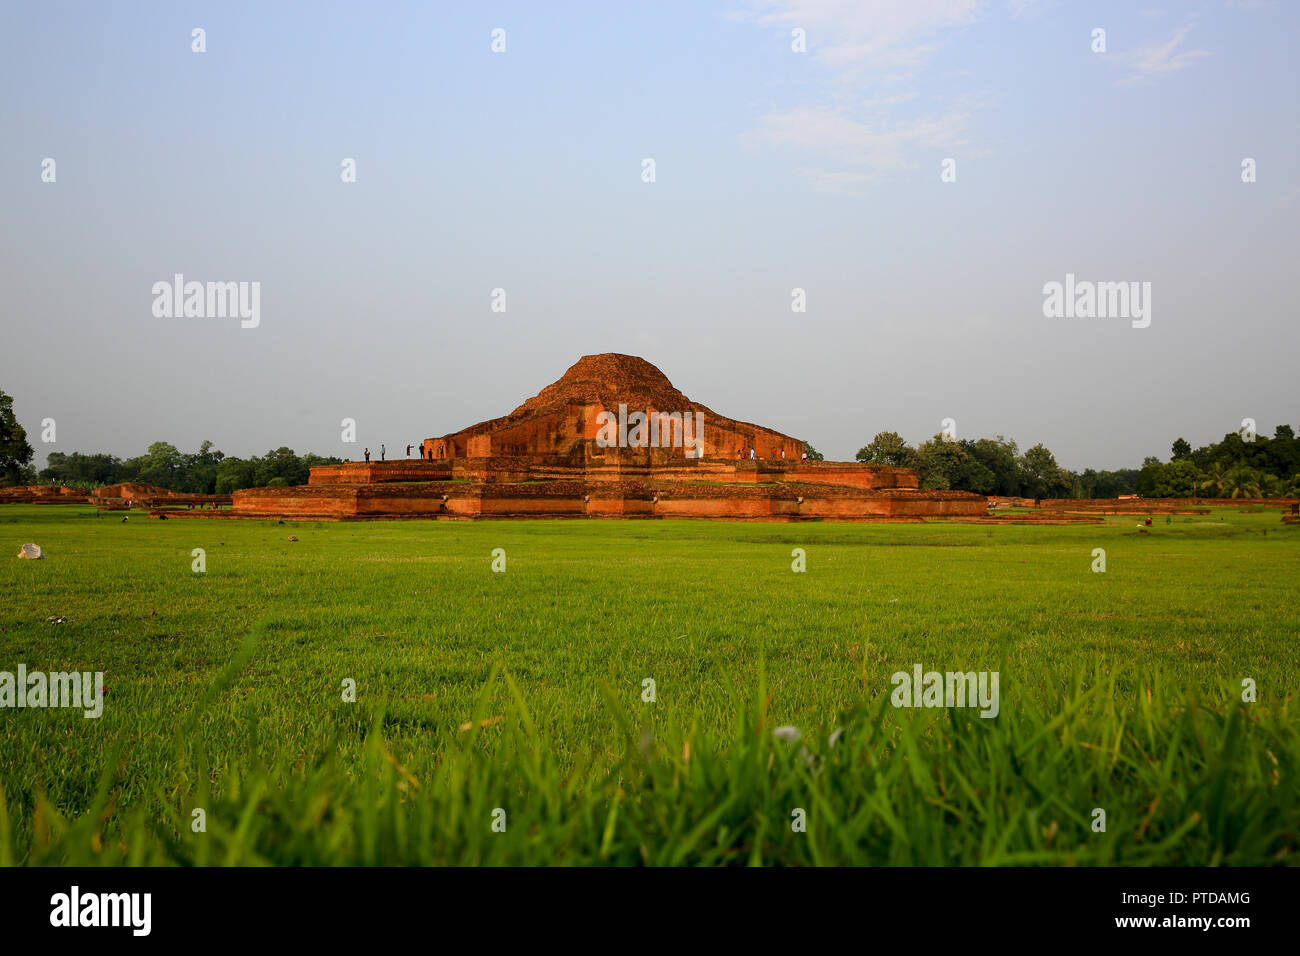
[1,504,1297,865]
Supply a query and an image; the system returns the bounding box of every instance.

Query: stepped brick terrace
[230,354,989,521]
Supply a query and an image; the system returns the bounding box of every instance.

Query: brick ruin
[0,484,231,510]
[417,353,804,463]
[0,485,88,504]
[230,354,988,521]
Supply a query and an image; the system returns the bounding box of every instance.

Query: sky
[1,0,1296,469]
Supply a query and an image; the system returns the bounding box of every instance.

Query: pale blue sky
[2,0,1296,468]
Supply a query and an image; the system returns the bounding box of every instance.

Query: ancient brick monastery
[228,353,988,521]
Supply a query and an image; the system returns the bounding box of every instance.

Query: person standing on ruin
[380,443,386,461]
[364,447,370,462]
[406,443,412,458]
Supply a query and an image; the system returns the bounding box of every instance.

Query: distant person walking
[364,447,371,462]
[406,443,412,458]
[749,448,755,460]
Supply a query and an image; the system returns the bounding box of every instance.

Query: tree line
[2,387,1296,498]
[33,442,344,495]
[852,425,1300,499]
[854,433,1077,498]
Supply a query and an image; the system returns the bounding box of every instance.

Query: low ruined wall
[0,485,89,505]
[234,486,362,517]
[92,482,178,500]
[147,495,232,508]
[654,497,801,519]
[585,497,656,517]
[783,463,918,490]
[795,497,894,518]
[0,484,85,498]
[0,495,91,505]
[231,473,991,522]
[309,461,453,485]
[452,457,533,483]
[882,495,987,517]
[478,497,587,517]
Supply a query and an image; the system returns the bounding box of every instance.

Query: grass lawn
[1,504,1296,865]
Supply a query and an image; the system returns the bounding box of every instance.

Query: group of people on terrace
[736,446,808,461]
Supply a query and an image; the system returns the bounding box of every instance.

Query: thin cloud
[743,0,986,185]
[747,0,982,73]
[1120,22,1211,84]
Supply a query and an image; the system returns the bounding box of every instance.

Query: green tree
[215,457,258,495]
[856,431,916,468]
[255,447,310,487]
[1171,437,1192,461]
[1260,473,1286,497]
[129,441,183,488]
[39,451,124,488]
[1151,459,1200,497]
[1112,468,1140,495]
[179,440,225,493]
[1222,463,1262,498]
[1020,443,1071,500]
[1198,461,1228,498]
[964,437,1021,496]
[802,443,825,461]
[1136,456,1164,497]
[915,435,965,490]
[0,388,35,487]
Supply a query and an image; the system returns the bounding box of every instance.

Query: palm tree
[1198,461,1229,498]
[1223,463,1262,499]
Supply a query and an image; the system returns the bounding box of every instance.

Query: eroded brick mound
[92,482,180,500]
[0,485,83,497]
[511,353,698,418]
[429,353,804,461]
[0,484,89,504]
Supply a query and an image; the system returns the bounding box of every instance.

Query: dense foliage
[34,441,343,494]
[857,426,1300,499]
[0,388,35,486]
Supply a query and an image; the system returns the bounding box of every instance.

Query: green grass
[0,505,1297,865]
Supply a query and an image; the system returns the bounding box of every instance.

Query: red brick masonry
[232,354,988,521]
